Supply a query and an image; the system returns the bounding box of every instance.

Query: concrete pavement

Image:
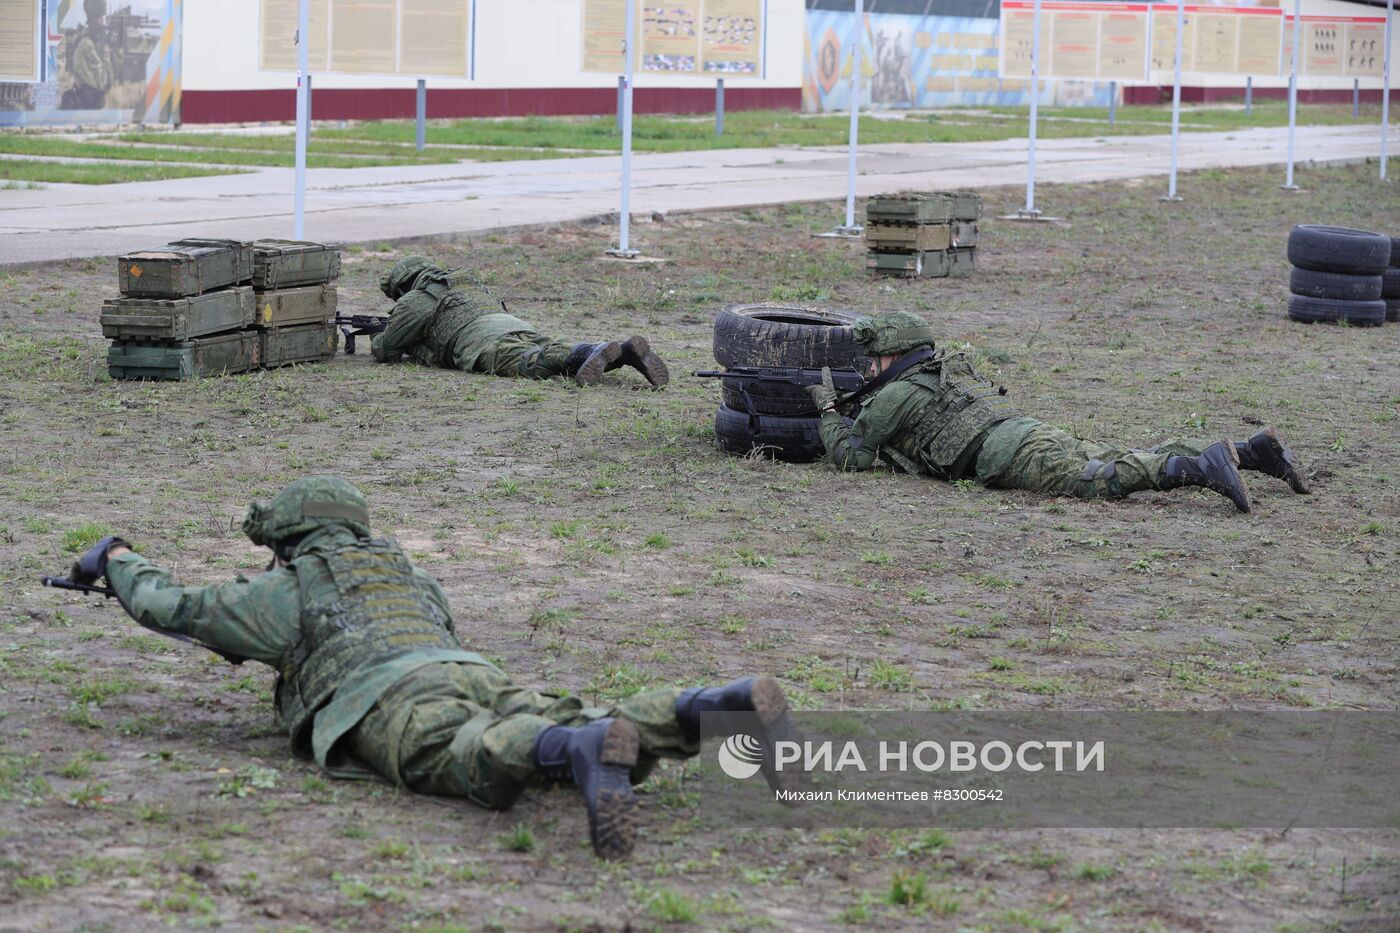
[0,122,1395,266]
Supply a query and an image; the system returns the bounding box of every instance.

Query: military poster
[400,0,471,77]
[640,1,700,74]
[1290,16,1389,78]
[260,0,329,72]
[1344,21,1384,78]
[0,0,40,83]
[1,0,182,123]
[1192,11,1240,74]
[999,2,1148,82]
[329,0,396,74]
[1151,7,1196,72]
[1151,5,1283,76]
[1236,10,1283,75]
[582,0,764,76]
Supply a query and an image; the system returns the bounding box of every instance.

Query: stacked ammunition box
[864,191,982,279]
[104,239,341,380]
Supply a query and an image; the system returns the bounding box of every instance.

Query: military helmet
[379,255,440,300]
[851,311,937,356]
[242,477,371,547]
[84,0,106,21]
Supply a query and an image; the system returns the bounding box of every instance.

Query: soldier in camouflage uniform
[806,311,1310,513]
[67,477,796,859]
[373,256,669,388]
[63,0,114,110]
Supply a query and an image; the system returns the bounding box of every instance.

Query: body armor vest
[416,273,508,367]
[903,351,1019,478]
[276,540,460,757]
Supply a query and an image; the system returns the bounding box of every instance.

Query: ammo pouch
[907,353,1018,476]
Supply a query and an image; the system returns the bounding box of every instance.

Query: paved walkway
[0,123,1394,265]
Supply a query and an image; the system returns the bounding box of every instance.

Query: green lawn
[0,134,440,169]
[116,131,594,163]
[0,158,243,185]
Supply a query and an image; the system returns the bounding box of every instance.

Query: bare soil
[0,160,1396,931]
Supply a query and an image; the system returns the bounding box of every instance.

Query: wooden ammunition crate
[252,240,342,289]
[253,284,338,329]
[865,194,953,226]
[100,286,255,342]
[949,247,977,278]
[260,322,339,368]
[866,249,952,278]
[950,222,979,248]
[949,191,983,222]
[118,240,254,298]
[108,330,261,381]
[865,223,952,253]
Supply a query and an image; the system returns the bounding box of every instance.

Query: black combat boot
[677,675,805,795]
[1161,440,1252,513]
[532,718,640,859]
[1236,427,1310,494]
[564,342,622,386]
[605,336,669,389]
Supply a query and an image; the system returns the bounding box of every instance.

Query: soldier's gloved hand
[70,535,130,585]
[806,367,839,414]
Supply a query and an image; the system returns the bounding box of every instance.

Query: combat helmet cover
[851,311,937,356]
[242,476,371,547]
[84,0,106,21]
[379,256,440,300]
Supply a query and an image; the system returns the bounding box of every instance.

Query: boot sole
[1258,427,1312,495]
[749,675,808,797]
[621,336,670,389]
[590,719,640,860]
[1219,438,1253,514]
[575,342,622,387]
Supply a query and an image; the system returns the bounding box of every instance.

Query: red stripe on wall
[181,86,802,124]
[1124,85,1400,106]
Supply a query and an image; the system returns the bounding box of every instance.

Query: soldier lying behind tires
[55,478,802,859]
[804,312,1311,514]
[373,256,670,388]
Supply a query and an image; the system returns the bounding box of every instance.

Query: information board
[260,0,473,77]
[999,1,1148,82]
[1286,15,1386,78]
[0,0,40,83]
[581,0,765,76]
[1150,5,1282,76]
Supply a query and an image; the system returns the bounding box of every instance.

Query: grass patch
[0,157,243,185]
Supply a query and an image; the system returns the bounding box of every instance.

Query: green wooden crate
[100,286,255,342]
[865,194,953,226]
[252,240,342,289]
[108,330,261,381]
[949,247,977,278]
[865,222,952,253]
[950,222,979,248]
[118,240,253,298]
[949,191,982,222]
[253,284,338,329]
[866,249,951,278]
[260,322,340,368]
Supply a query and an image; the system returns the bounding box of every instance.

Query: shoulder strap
[837,347,935,410]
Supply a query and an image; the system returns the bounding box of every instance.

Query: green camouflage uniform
[66,26,113,109]
[370,257,576,379]
[817,314,1213,499]
[104,478,694,807]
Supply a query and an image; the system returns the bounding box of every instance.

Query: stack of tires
[1286,225,1392,327]
[711,303,867,462]
[1387,240,1400,324]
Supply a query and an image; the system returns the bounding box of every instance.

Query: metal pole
[616,75,624,131]
[1384,0,1393,180]
[1163,0,1184,200]
[294,0,309,238]
[609,0,639,257]
[1024,0,1043,214]
[839,0,864,233]
[1283,0,1299,189]
[416,79,427,151]
[1109,80,1116,127]
[715,78,725,136]
[306,73,313,135]
[1245,75,1252,114]
[1354,78,1360,119]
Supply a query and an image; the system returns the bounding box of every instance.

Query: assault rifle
[694,348,937,417]
[333,314,389,356]
[41,574,247,665]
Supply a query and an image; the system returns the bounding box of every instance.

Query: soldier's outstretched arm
[816,386,911,472]
[371,297,431,363]
[104,550,301,666]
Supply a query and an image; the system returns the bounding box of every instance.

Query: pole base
[999,211,1060,223]
[1159,195,1184,202]
[605,248,641,260]
[1279,185,1300,192]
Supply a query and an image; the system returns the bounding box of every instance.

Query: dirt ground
[0,160,1396,931]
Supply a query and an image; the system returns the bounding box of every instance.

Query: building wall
[182,0,805,124]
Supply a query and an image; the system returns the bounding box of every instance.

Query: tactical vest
[903,351,1019,478]
[415,272,508,367]
[276,540,461,757]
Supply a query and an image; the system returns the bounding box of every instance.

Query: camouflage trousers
[349,662,692,809]
[977,419,1211,499]
[473,333,575,380]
